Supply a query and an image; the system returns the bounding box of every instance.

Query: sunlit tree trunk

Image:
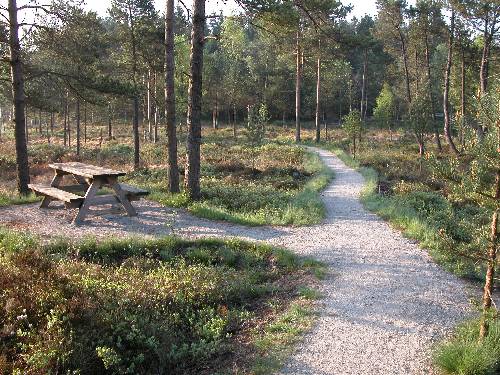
[147,68,152,141]
[108,102,113,140]
[360,48,367,120]
[185,0,205,200]
[83,102,87,144]
[8,0,30,194]
[480,171,499,339]
[76,96,81,155]
[443,11,460,155]
[425,32,442,152]
[315,41,321,143]
[165,0,179,192]
[398,28,411,104]
[295,29,302,143]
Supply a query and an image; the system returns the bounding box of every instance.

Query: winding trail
[0,147,477,374]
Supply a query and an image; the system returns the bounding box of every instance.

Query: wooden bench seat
[28,184,84,208]
[118,183,149,200]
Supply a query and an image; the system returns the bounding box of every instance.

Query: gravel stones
[0,147,480,374]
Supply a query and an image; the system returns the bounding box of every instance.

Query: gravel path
[0,147,478,374]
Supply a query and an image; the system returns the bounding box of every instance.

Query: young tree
[407,86,432,157]
[246,103,268,171]
[431,87,500,338]
[409,0,445,151]
[342,109,362,159]
[375,0,412,104]
[109,0,156,169]
[374,82,396,140]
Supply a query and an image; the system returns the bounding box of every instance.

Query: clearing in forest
[0,147,475,374]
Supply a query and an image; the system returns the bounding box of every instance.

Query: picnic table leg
[73,179,101,224]
[40,170,65,208]
[107,177,137,217]
[73,175,90,190]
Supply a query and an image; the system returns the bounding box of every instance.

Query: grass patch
[0,229,324,374]
[251,302,317,374]
[0,192,39,207]
[129,142,333,226]
[434,314,500,375]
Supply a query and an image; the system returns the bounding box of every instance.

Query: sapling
[246,103,268,172]
[430,87,500,339]
[342,110,362,159]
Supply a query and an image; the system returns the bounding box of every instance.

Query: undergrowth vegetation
[0,127,332,226]
[130,141,332,226]
[310,126,499,375]
[434,315,500,375]
[316,130,490,282]
[0,228,324,374]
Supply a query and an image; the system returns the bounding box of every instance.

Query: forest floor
[0,146,478,374]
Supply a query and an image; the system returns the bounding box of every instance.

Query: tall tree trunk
[133,96,140,169]
[25,107,28,144]
[63,98,67,146]
[165,0,179,193]
[425,33,442,151]
[479,17,491,95]
[324,111,328,140]
[398,29,412,104]
[128,2,140,170]
[185,0,205,200]
[67,100,71,147]
[108,102,113,139]
[0,107,3,141]
[443,11,460,155]
[360,48,367,119]
[480,170,500,339]
[83,102,87,143]
[233,104,237,137]
[460,40,466,149]
[212,90,218,130]
[153,71,158,143]
[76,96,81,156]
[38,108,42,134]
[46,113,50,144]
[8,0,30,195]
[315,40,321,143]
[147,68,152,142]
[50,112,54,134]
[295,29,302,143]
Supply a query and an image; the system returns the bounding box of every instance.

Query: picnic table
[28,162,148,224]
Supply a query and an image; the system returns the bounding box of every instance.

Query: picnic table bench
[28,162,149,224]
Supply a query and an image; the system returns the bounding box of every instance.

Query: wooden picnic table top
[48,162,126,179]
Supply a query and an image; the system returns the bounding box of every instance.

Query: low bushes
[129,143,333,226]
[0,233,323,374]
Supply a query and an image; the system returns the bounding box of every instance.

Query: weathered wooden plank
[108,177,137,217]
[49,162,126,178]
[86,195,120,205]
[28,184,84,204]
[58,184,88,193]
[73,179,102,224]
[118,183,149,197]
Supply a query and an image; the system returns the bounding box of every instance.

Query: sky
[82,0,415,20]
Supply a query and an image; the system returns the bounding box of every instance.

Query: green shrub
[28,143,67,164]
[434,315,500,375]
[128,142,332,226]
[0,234,323,374]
